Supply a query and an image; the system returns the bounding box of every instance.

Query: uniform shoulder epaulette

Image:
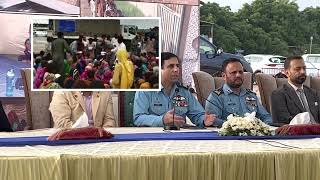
[246,89,256,95]
[177,84,189,90]
[213,87,223,96]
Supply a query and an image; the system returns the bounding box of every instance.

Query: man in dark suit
[0,101,13,132]
[271,56,320,124]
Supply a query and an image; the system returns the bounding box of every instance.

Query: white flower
[250,129,257,135]
[239,132,247,136]
[227,114,235,120]
[218,114,271,136]
[238,132,248,136]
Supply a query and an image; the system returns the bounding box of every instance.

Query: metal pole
[210,24,213,44]
[310,36,313,54]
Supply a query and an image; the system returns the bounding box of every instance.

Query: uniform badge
[246,96,256,101]
[173,95,188,107]
[246,89,256,95]
[246,96,257,107]
[172,95,188,116]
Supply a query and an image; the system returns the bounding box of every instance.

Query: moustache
[297,74,306,80]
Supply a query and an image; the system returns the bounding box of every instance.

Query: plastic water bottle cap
[7,69,14,76]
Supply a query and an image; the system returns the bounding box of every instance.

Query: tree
[115,2,145,17]
[200,0,320,55]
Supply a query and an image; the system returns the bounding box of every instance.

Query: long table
[0,127,320,180]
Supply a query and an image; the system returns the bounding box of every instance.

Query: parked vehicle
[244,54,286,74]
[305,61,320,77]
[199,36,253,75]
[302,54,320,69]
[245,54,319,77]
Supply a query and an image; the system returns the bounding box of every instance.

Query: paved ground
[0,55,30,97]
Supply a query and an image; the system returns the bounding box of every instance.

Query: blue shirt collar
[159,84,164,94]
[160,83,178,98]
[222,84,247,96]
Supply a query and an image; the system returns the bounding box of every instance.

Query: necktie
[297,89,316,123]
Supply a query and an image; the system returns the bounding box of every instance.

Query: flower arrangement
[218,113,272,136]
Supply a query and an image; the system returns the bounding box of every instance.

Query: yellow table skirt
[1,128,320,180]
[1,150,320,180]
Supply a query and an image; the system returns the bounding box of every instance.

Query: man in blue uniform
[205,58,272,127]
[133,52,215,128]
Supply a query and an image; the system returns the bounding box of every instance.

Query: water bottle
[6,69,15,97]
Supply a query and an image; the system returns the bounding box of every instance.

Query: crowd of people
[33,31,159,89]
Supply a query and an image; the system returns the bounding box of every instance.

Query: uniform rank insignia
[246,96,257,107]
[246,96,256,101]
[213,88,223,96]
[173,95,188,107]
[247,89,256,95]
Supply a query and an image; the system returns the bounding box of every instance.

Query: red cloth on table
[276,124,320,135]
[48,127,113,141]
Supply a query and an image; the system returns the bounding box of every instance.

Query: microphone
[164,87,180,130]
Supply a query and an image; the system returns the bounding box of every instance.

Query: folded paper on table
[289,112,312,125]
[71,112,89,128]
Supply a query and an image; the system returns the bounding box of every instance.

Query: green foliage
[200,0,320,56]
[115,2,145,17]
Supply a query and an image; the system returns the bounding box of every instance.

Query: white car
[305,61,320,77]
[302,54,320,69]
[244,54,286,75]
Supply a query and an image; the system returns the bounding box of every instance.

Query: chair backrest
[192,71,216,107]
[111,93,119,127]
[255,73,313,113]
[193,71,253,107]
[213,72,252,90]
[20,68,53,129]
[243,72,253,90]
[311,77,320,93]
[114,92,136,127]
[255,73,277,113]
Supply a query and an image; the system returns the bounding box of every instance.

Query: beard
[227,78,243,88]
[292,74,306,85]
